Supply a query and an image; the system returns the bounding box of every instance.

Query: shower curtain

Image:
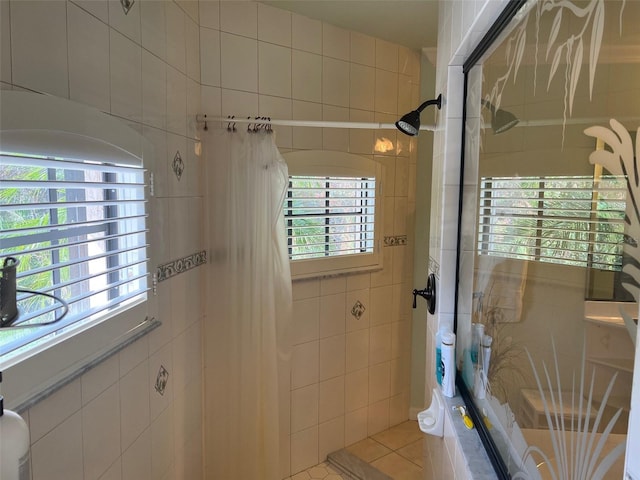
[204,128,292,479]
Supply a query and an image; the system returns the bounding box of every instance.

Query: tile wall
[1,1,204,479]
[424,0,520,478]
[1,1,423,479]
[197,2,422,477]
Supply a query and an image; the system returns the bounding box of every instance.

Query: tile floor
[285,462,350,480]
[288,420,425,480]
[347,421,424,480]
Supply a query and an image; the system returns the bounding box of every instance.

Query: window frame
[0,91,154,410]
[282,150,384,280]
[477,175,626,270]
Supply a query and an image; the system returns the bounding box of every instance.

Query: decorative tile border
[383,235,408,247]
[156,250,207,282]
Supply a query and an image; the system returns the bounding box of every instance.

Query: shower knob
[412,273,436,314]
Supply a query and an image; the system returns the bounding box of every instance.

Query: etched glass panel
[458,1,637,477]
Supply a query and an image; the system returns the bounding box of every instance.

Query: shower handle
[412,273,436,314]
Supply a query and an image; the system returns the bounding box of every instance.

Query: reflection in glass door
[457,1,638,477]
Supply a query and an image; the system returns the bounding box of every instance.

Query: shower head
[482,100,519,134]
[396,94,442,136]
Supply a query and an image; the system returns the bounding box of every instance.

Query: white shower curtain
[204,128,292,480]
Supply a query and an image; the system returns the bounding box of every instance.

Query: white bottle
[0,390,30,480]
[481,334,493,380]
[471,323,485,365]
[441,332,456,397]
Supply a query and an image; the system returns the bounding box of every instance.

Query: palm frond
[524,338,625,480]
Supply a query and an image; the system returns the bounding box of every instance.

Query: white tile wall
[220,1,257,38]
[142,50,167,130]
[350,31,375,67]
[67,3,110,111]
[0,1,11,84]
[199,1,219,29]
[258,42,291,97]
[30,412,84,480]
[350,64,375,111]
[257,3,291,47]
[10,1,69,97]
[200,26,221,87]
[322,57,349,107]
[5,0,423,478]
[5,1,205,479]
[165,2,186,72]
[292,13,322,54]
[291,384,319,433]
[140,0,166,60]
[108,0,140,43]
[429,0,520,478]
[82,383,121,480]
[292,50,322,102]
[322,23,349,61]
[319,334,346,381]
[109,29,142,121]
[220,32,258,92]
[318,376,345,422]
[72,0,108,22]
[121,429,152,480]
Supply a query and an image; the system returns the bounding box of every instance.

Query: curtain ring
[227,115,235,131]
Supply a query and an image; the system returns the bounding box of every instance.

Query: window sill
[4,317,160,414]
[442,393,496,479]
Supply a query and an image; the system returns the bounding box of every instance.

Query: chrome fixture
[395,95,442,136]
[482,100,519,134]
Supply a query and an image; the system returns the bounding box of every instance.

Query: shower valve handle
[412,273,436,314]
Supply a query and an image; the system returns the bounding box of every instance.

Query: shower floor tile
[371,421,423,451]
[345,437,392,463]
[348,421,425,479]
[287,462,351,480]
[289,421,426,480]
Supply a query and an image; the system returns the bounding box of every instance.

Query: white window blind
[478,175,626,270]
[0,153,148,356]
[286,176,376,260]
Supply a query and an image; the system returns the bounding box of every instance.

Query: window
[0,154,147,356]
[286,176,375,259]
[0,91,151,407]
[282,151,383,279]
[478,175,626,270]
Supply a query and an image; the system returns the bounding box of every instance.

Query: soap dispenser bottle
[0,373,30,480]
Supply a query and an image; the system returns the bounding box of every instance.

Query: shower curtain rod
[196,114,436,132]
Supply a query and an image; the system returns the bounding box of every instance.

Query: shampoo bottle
[435,327,453,386]
[0,373,30,480]
[441,332,456,397]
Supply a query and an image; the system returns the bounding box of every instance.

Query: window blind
[478,175,626,270]
[286,176,376,260]
[0,153,148,356]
